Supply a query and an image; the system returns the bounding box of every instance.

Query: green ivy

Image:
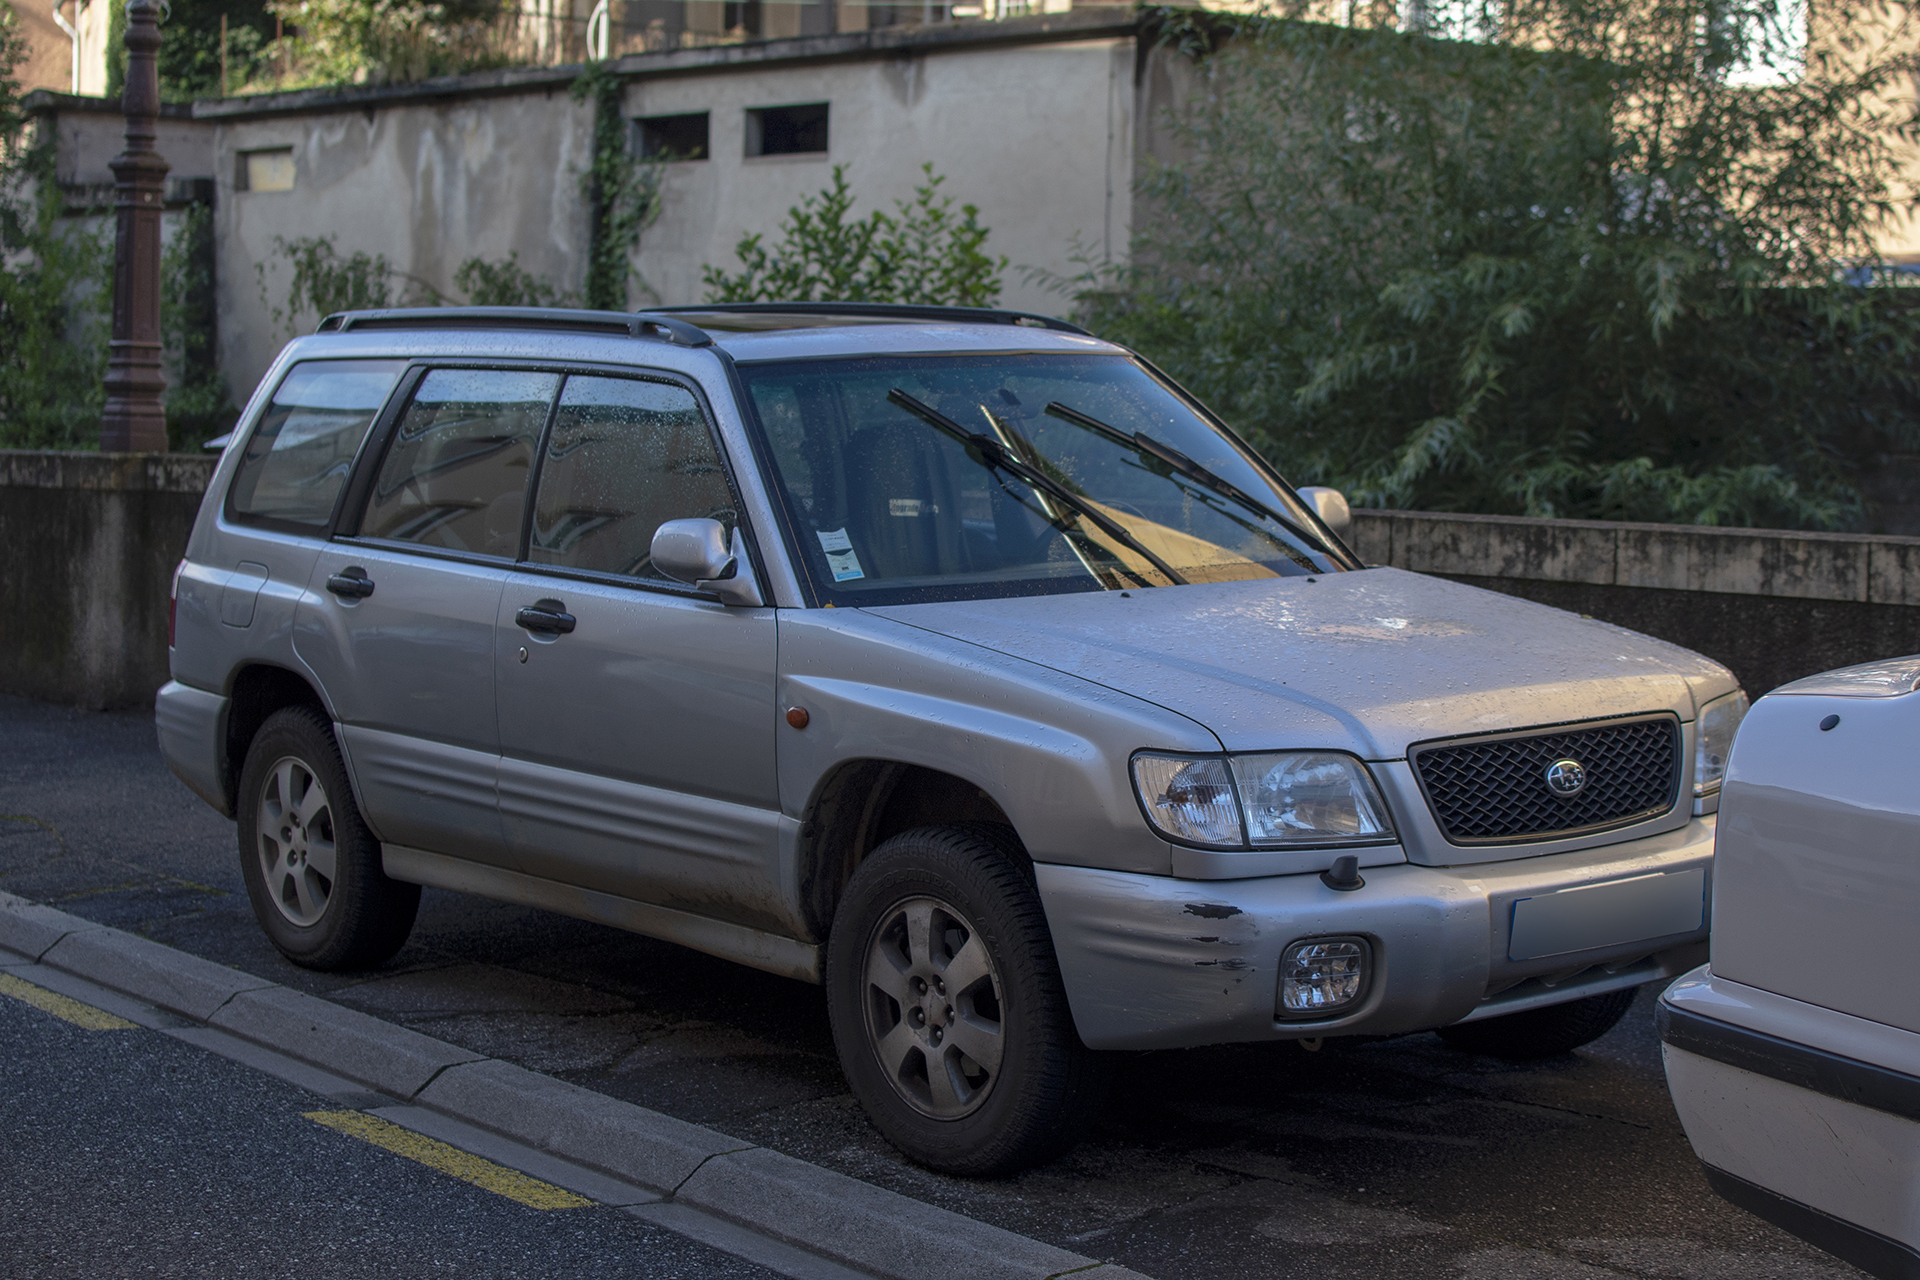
[571,64,663,311]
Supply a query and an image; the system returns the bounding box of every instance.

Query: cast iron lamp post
[100,0,171,453]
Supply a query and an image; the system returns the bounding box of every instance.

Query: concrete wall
[192,12,1139,400]
[626,31,1134,309]
[0,452,215,712]
[1349,509,1920,696]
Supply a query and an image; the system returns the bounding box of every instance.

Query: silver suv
[158,303,1743,1174]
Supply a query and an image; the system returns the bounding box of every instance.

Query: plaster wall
[625,35,1135,310]
[212,90,598,400]
[7,0,110,96]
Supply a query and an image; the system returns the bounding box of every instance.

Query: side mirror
[1297,486,1351,538]
[650,518,764,607]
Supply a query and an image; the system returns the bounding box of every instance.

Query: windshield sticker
[888,499,924,518]
[817,528,866,582]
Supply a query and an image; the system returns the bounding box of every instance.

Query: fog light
[1279,938,1368,1017]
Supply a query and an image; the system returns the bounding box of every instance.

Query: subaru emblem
[1544,758,1587,797]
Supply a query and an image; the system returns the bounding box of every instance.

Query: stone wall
[1349,509,1920,695]
[0,452,216,711]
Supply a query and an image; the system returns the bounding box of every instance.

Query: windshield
[738,352,1348,606]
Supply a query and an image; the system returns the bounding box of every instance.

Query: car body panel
[1662,656,1920,1275]
[1711,685,1920,1030]
[1663,968,1920,1269]
[494,570,790,933]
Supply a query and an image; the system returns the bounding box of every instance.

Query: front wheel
[824,824,1107,1177]
[236,706,419,970]
[1436,986,1637,1060]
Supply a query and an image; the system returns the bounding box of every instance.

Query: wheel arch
[223,663,332,817]
[795,759,1020,942]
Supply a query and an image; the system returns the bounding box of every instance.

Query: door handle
[515,600,576,635]
[325,568,375,599]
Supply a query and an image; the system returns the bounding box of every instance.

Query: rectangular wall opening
[637,112,711,160]
[236,148,296,192]
[744,103,829,157]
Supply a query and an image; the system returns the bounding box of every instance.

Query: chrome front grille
[1410,715,1681,845]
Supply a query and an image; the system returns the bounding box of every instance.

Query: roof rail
[644,302,1092,336]
[314,307,714,348]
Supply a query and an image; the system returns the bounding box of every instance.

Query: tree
[1080,4,1920,529]
[0,8,110,449]
[704,164,1007,307]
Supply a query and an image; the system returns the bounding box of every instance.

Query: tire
[236,706,419,970]
[1436,986,1637,1060]
[825,823,1107,1177]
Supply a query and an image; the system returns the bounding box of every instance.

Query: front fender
[776,608,1217,875]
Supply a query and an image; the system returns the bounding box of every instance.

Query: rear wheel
[825,824,1107,1177]
[236,706,419,970]
[1436,987,1637,1060]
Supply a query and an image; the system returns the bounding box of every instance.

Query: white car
[1661,655,1920,1279]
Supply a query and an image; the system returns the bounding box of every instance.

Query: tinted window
[739,353,1342,606]
[360,369,559,559]
[528,376,735,580]
[228,360,404,528]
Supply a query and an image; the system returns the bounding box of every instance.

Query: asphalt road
[0,693,1863,1280]
[0,981,782,1280]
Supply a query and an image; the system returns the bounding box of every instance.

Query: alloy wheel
[256,755,337,927]
[861,895,1005,1119]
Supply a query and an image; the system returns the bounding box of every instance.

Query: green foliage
[1081,5,1920,529]
[162,202,235,448]
[453,251,579,306]
[704,163,1006,306]
[157,0,273,102]
[262,0,513,88]
[572,64,663,310]
[260,234,574,332]
[0,11,110,449]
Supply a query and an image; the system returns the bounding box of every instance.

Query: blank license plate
[1507,868,1705,961]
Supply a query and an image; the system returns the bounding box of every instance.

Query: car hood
[863,568,1733,759]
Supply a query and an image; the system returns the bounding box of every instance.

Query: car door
[492,371,785,931]
[296,366,561,867]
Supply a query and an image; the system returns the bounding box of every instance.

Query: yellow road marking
[304,1111,592,1210]
[0,973,138,1030]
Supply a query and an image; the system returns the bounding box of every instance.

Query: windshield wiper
[1041,402,1333,557]
[886,389,1188,587]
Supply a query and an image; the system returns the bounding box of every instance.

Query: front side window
[738,352,1348,606]
[228,359,405,529]
[360,369,559,559]
[527,376,735,580]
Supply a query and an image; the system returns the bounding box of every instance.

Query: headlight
[1694,689,1749,796]
[1232,752,1393,846]
[1131,755,1241,845]
[1132,750,1395,849]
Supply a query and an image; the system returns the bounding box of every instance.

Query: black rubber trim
[1703,1163,1920,1280]
[1658,999,1920,1123]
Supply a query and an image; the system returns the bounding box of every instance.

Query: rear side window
[360,369,560,560]
[227,360,404,528]
[527,376,735,580]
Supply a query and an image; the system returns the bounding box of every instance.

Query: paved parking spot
[0,694,1867,1279]
[0,991,781,1280]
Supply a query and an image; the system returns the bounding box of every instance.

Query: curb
[0,891,1150,1280]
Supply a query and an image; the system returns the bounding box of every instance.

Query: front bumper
[1035,816,1713,1050]
[1660,967,1920,1276]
